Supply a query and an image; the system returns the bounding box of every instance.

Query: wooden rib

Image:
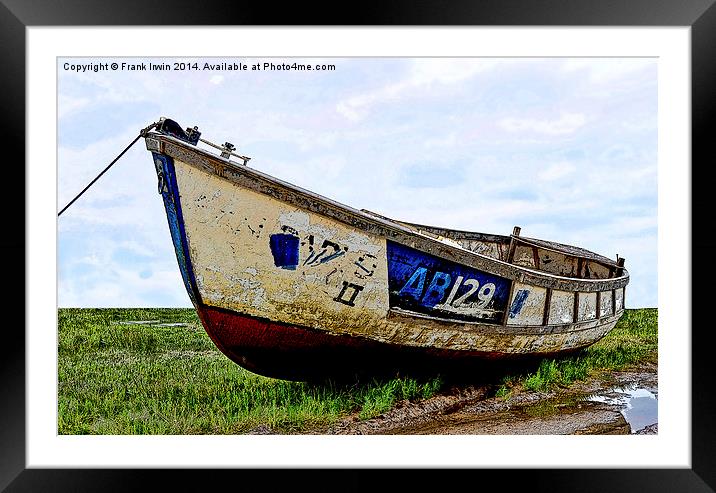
[543,288,552,326]
[502,281,516,326]
[573,292,580,323]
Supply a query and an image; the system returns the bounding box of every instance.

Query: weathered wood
[502,281,516,326]
[144,131,630,379]
[617,257,626,277]
[595,289,601,320]
[506,226,521,263]
[612,288,617,314]
[573,292,580,323]
[543,288,553,326]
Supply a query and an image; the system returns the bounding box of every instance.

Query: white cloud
[621,119,657,133]
[59,232,189,307]
[498,113,586,136]
[336,85,402,121]
[561,58,656,84]
[538,161,577,181]
[336,59,499,122]
[58,94,91,119]
[408,59,499,85]
[58,68,166,113]
[265,154,348,190]
[423,133,457,149]
[60,267,189,307]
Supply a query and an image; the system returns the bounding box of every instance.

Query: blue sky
[58,57,657,308]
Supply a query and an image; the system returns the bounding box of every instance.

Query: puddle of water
[587,386,657,433]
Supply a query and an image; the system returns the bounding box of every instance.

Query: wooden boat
[144,118,629,380]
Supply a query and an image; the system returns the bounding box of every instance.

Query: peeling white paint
[342,231,382,256]
[171,158,624,355]
[507,283,546,326]
[278,210,336,240]
[549,290,575,324]
[578,292,598,321]
[616,288,625,310]
[600,291,613,317]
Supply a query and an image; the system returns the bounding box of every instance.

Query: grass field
[58,307,657,434]
[496,308,658,397]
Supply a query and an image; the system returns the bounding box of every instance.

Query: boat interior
[362,210,625,281]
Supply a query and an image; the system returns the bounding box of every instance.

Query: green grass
[497,308,657,396]
[57,308,443,434]
[58,308,656,434]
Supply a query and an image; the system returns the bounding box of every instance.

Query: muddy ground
[302,362,657,435]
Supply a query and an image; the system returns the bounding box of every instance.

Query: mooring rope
[57,121,159,217]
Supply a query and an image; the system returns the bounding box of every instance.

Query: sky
[57,57,657,308]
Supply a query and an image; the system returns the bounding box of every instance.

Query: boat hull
[196,303,622,380]
[147,133,629,380]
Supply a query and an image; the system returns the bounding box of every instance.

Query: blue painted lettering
[387,241,511,324]
[422,272,452,307]
[509,289,530,318]
[398,267,428,300]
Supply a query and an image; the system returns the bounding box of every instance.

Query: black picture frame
[3,1,714,491]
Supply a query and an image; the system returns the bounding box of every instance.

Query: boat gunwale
[400,221,621,268]
[147,134,629,293]
[362,214,622,270]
